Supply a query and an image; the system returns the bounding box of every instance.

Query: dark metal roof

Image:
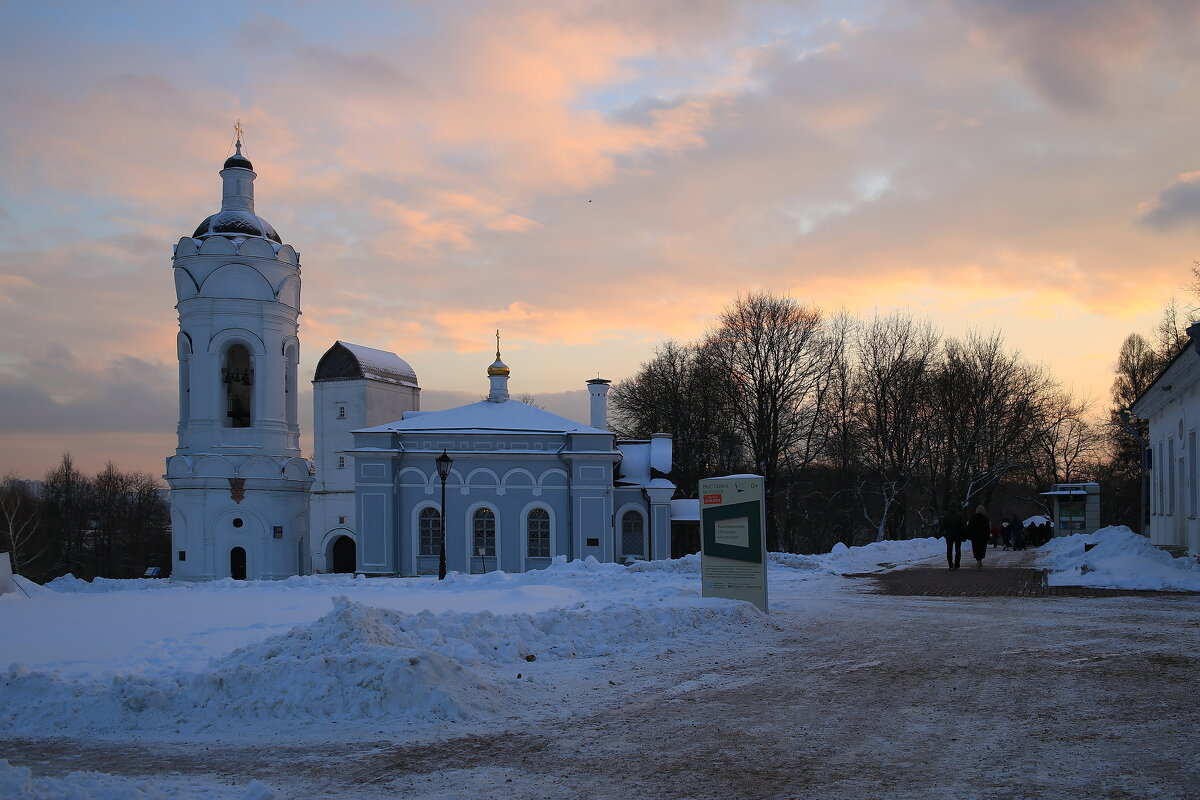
[223,153,254,170]
[314,341,419,386]
[192,210,282,244]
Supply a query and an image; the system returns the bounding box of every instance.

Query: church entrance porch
[329,535,357,574]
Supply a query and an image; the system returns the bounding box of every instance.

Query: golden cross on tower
[495,329,501,359]
[234,119,245,146]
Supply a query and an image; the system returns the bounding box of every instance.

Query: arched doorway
[330,535,357,573]
[230,546,247,580]
[620,509,646,561]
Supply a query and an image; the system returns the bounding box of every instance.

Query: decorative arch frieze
[197,236,238,255]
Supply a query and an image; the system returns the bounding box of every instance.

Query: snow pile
[1040,526,1200,591]
[631,540,943,576]
[626,553,701,573]
[766,538,944,575]
[2,588,762,736]
[46,574,170,593]
[0,759,273,799]
[0,575,49,599]
[768,552,824,571]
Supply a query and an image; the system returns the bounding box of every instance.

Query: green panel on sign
[701,500,763,563]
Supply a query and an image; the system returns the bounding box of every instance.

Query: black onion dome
[223,152,254,170]
[192,210,282,243]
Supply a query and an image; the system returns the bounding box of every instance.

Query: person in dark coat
[966,505,990,569]
[1009,514,1025,550]
[940,506,967,570]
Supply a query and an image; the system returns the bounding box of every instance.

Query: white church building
[166,141,677,580]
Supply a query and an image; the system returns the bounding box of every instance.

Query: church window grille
[419,507,440,557]
[621,510,645,558]
[527,508,551,558]
[473,508,496,557]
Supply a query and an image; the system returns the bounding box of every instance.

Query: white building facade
[167,144,678,579]
[310,341,421,573]
[1131,325,1200,557]
[349,356,675,576]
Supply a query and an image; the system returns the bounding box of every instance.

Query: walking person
[940,505,967,570]
[1009,514,1025,551]
[967,505,990,570]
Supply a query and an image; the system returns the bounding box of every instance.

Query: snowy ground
[2,531,1198,799]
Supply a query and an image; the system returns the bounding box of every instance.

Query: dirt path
[6,573,1199,799]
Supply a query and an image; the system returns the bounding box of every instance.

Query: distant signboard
[0,552,15,595]
[698,475,767,612]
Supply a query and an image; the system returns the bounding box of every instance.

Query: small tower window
[223,344,253,428]
[338,405,346,419]
[337,456,345,469]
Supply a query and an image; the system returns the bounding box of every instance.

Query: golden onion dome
[487,329,510,376]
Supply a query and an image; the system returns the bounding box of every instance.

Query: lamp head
[435,449,453,479]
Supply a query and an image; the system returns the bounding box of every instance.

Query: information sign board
[698,475,767,612]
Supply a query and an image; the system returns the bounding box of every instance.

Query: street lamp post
[435,450,453,580]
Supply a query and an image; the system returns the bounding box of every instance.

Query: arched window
[419,506,441,557]
[179,359,190,425]
[178,333,192,426]
[284,344,298,431]
[621,510,645,558]
[472,507,496,557]
[527,508,551,559]
[223,343,253,428]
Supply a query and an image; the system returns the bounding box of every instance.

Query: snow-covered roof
[314,341,418,387]
[361,397,609,435]
[671,498,700,522]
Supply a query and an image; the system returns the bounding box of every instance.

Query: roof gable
[360,398,608,435]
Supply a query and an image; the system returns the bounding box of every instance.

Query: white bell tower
[165,129,312,581]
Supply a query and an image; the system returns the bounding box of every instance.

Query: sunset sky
[2,0,1200,479]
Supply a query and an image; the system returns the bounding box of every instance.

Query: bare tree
[705,292,837,549]
[610,340,742,494]
[853,313,940,541]
[1151,298,1194,364]
[42,453,92,577]
[1026,393,1102,508]
[515,394,545,409]
[927,332,1058,510]
[0,477,46,575]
